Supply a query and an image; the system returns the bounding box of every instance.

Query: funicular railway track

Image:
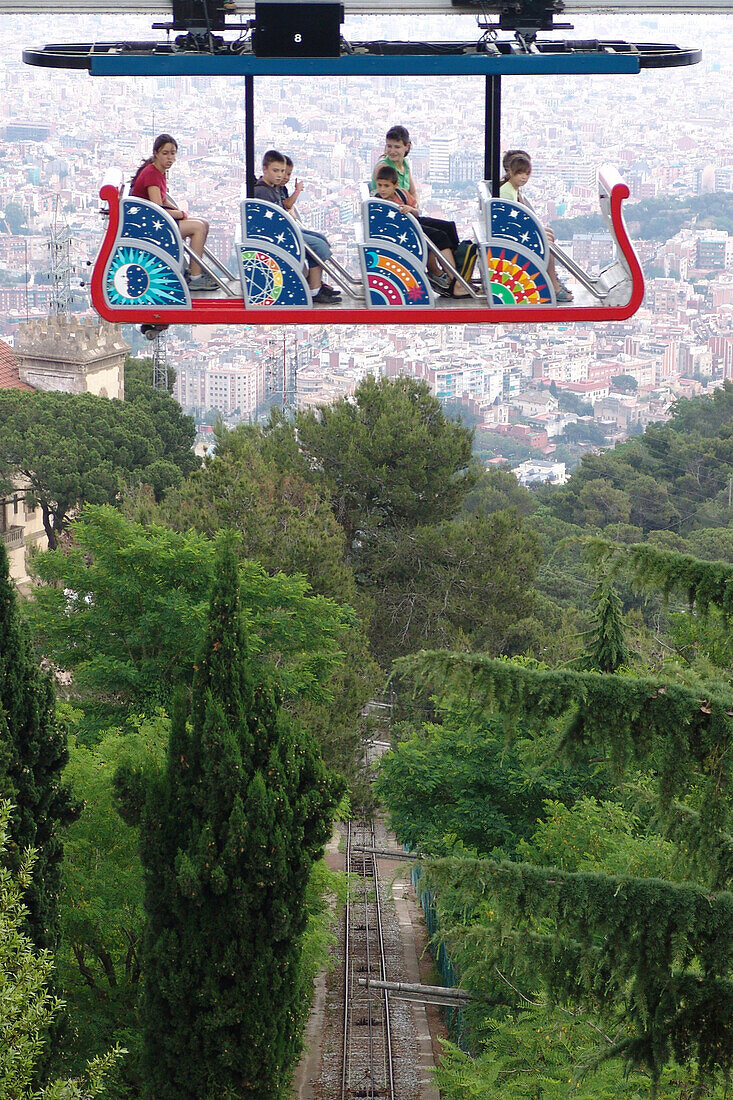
[341,817,396,1100]
[341,705,397,1100]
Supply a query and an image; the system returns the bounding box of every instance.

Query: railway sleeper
[350,860,375,874]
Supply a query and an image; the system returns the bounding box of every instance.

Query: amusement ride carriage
[14,0,725,330]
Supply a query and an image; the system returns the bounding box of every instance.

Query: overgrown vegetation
[7,374,733,1096]
[378,423,733,1098]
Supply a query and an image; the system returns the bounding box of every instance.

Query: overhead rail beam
[22,41,700,73]
[1,0,731,11]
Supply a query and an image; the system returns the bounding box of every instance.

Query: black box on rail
[171,0,226,31]
[253,0,344,57]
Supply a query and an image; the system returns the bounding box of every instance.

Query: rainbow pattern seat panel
[358,199,434,309]
[479,199,555,308]
[359,245,433,307]
[239,199,311,308]
[102,197,190,309]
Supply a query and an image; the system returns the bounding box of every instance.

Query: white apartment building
[514,460,568,487]
[428,137,458,186]
[431,361,487,402]
[204,364,263,417]
[1,485,48,589]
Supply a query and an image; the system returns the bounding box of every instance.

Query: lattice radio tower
[48,196,73,316]
[264,336,285,409]
[264,335,298,412]
[284,337,298,411]
[151,328,169,391]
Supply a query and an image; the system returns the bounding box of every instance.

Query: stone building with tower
[0,315,129,587]
[13,314,128,399]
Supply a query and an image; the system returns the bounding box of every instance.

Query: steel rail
[370,817,396,1100]
[341,817,396,1099]
[341,819,352,1100]
[0,0,731,12]
[363,826,379,1098]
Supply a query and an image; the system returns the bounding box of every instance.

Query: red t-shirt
[131,162,167,203]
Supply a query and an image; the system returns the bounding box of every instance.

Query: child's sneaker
[313,287,340,304]
[429,271,451,294]
[189,273,219,292]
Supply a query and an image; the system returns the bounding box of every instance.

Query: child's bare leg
[428,248,454,275]
[180,217,209,276]
[441,248,472,297]
[548,254,572,297]
[307,265,323,290]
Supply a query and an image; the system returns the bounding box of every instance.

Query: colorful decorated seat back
[241,199,306,264]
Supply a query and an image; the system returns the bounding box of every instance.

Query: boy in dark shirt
[253,150,340,303]
[372,164,469,297]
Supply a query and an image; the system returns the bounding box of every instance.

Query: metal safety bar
[303,242,365,300]
[182,243,239,296]
[166,191,240,296]
[291,203,364,295]
[521,195,606,299]
[425,235,483,299]
[201,244,237,283]
[548,241,606,299]
[327,253,366,290]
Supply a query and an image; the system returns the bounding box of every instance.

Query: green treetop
[154,416,357,604]
[26,505,352,721]
[545,383,733,534]
[296,375,476,546]
[0,388,195,550]
[581,578,630,673]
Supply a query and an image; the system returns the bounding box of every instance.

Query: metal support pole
[352,846,420,861]
[245,74,255,197]
[485,74,502,197]
[357,978,472,1006]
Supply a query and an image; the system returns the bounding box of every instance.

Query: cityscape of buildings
[0,9,732,483]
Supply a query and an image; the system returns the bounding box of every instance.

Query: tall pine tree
[139,536,342,1099]
[0,541,77,950]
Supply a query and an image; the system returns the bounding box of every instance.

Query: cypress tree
[0,540,78,951]
[140,536,342,1100]
[583,577,629,673]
